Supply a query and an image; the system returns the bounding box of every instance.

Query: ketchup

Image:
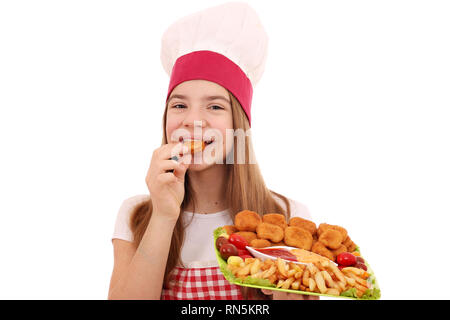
[254,248,298,262]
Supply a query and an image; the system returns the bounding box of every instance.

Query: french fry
[228,265,238,276]
[262,265,277,279]
[291,263,304,273]
[289,262,298,271]
[268,274,277,284]
[314,262,326,272]
[344,276,356,287]
[353,282,369,293]
[322,271,339,290]
[337,281,346,291]
[326,288,341,296]
[287,269,297,278]
[346,272,370,288]
[299,284,307,291]
[251,271,264,279]
[341,267,366,277]
[291,280,300,290]
[276,279,285,288]
[250,259,261,275]
[309,278,316,292]
[282,277,295,289]
[328,264,347,285]
[307,263,319,276]
[319,259,330,269]
[277,258,288,278]
[314,272,327,294]
[260,265,269,271]
[302,269,310,287]
[260,260,271,271]
[294,271,304,279]
[245,258,256,265]
[237,264,251,277]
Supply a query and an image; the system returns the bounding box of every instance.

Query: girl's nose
[182,112,206,129]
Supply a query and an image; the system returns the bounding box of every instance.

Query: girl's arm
[108,213,177,300]
[108,143,190,299]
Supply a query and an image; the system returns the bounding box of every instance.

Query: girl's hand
[261,289,320,300]
[145,142,191,221]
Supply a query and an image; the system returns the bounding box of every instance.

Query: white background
[0,0,449,299]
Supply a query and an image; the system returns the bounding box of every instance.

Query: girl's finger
[155,172,177,185]
[172,154,192,181]
[304,294,319,300]
[260,289,274,296]
[157,159,183,174]
[158,142,189,161]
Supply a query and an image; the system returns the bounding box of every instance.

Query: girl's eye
[172,104,186,109]
[210,105,224,110]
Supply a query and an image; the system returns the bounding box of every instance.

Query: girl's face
[166,80,234,171]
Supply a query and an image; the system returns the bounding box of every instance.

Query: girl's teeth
[179,137,215,145]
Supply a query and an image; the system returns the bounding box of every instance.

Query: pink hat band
[166,50,253,126]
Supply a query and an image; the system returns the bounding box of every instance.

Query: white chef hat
[160,2,269,126]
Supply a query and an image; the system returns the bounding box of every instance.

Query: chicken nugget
[289,217,317,236]
[343,235,357,252]
[318,229,344,249]
[284,226,313,250]
[262,213,287,229]
[256,222,284,243]
[331,244,347,257]
[222,225,237,235]
[183,140,206,154]
[317,223,348,239]
[234,210,262,232]
[312,241,335,261]
[270,241,286,246]
[234,231,257,243]
[250,239,272,248]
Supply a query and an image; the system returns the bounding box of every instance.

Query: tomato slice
[228,234,249,250]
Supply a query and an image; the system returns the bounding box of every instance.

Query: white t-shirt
[112,194,313,268]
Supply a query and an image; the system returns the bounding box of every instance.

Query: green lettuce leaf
[341,288,358,298]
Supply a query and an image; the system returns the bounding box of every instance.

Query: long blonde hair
[129,90,292,299]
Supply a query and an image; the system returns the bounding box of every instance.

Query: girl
[108,3,317,300]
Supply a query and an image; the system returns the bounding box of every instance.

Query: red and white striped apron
[161,266,243,300]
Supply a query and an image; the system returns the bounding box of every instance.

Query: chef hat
[160,2,269,127]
